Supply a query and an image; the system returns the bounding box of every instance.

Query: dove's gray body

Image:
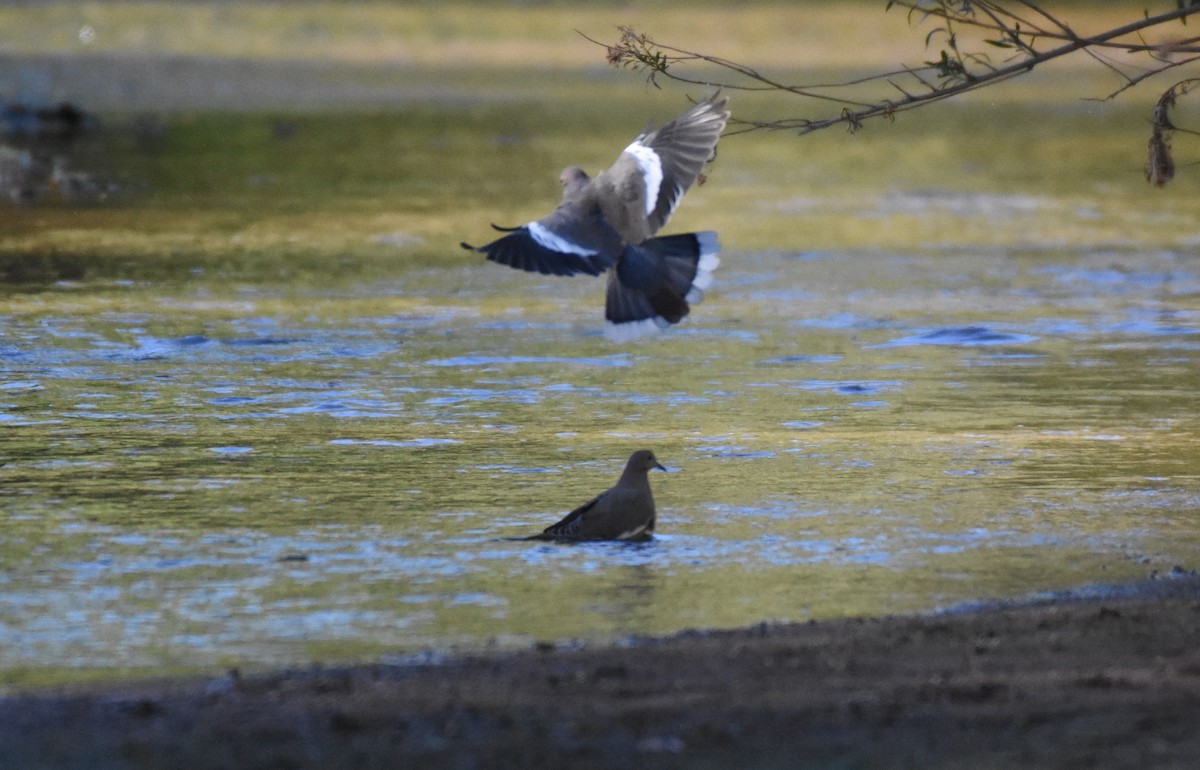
[532,450,666,541]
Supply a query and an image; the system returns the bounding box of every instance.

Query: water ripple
[875,325,1038,347]
[425,355,629,368]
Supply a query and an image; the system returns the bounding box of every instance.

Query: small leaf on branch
[1146,130,1175,187]
[842,108,864,133]
[1147,87,1179,187]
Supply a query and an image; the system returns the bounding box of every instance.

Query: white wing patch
[527,221,598,257]
[616,522,651,540]
[623,142,663,216]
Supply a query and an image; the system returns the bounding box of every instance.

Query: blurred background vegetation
[1,1,1196,284]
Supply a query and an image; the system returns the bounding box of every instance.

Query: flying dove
[462,95,730,341]
[529,450,666,541]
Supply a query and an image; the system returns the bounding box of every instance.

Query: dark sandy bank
[4,574,1199,770]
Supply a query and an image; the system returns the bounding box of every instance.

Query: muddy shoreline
[4,574,1199,769]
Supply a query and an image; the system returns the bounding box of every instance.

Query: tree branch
[595,3,1200,183]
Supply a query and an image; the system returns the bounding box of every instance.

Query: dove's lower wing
[540,491,606,539]
[463,200,620,277]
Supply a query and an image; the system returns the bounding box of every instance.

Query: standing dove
[530,450,666,541]
[462,95,730,341]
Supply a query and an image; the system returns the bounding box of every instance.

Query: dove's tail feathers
[605,232,720,342]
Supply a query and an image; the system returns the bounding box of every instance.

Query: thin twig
[890,1,1200,53]
[594,4,1200,137]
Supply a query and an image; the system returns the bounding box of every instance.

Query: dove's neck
[618,467,650,488]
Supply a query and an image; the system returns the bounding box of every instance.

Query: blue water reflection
[2,246,1199,673]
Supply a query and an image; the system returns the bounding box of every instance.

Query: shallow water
[3,241,1199,679]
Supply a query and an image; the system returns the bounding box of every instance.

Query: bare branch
[592,3,1200,183]
[891,2,1200,53]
